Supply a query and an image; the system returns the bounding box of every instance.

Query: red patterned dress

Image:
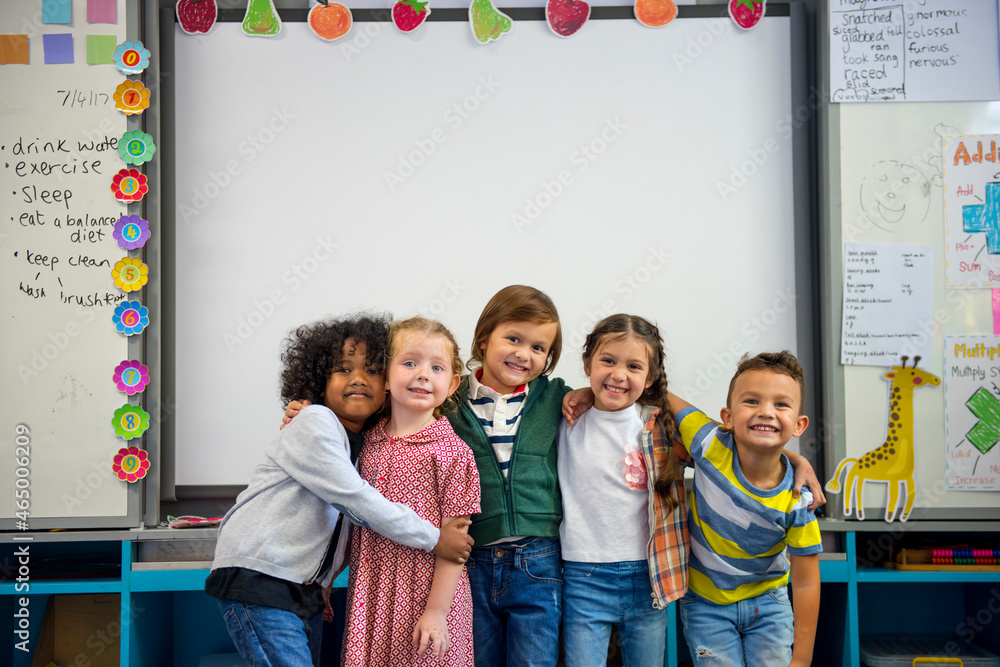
[342,417,480,667]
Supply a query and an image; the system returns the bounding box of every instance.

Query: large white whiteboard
[838,101,1000,514]
[171,13,807,486]
[0,0,135,524]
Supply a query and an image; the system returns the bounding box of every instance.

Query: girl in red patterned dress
[343,317,481,667]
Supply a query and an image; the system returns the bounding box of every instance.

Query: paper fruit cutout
[825,357,940,523]
[243,0,282,37]
[114,215,151,250]
[118,130,156,166]
[113,446,150,482]
[113,257,149,292]
[634,0,676,28]
[729,0,764,29]
[469,0,512,44]
[176,0,218,35]
[963,182,1000,254]
[113,301,150,336]
[394,0,430,32]
[113,40,150,75]
[114,80,150,115]
[113,404,150,440]
[111,168,148,203]
[113,360,151,395]
[309,1,352,40]
[546,0,590,37]
[965,388,1000,454]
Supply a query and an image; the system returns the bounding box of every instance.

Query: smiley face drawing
[860,160,931,233]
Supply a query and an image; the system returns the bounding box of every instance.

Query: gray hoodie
[210,404,439,586]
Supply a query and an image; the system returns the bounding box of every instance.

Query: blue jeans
[217,598,323,667]
[562,560,668,667]
[678,587,793,666]
[467,537,563,667]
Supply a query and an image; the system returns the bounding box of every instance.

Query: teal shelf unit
[2,527,999,667]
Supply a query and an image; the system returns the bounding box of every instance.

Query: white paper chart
[841,242,934,366]
[829,0,1000,103]
[944,336,1000,490]
[944,135,1000,288]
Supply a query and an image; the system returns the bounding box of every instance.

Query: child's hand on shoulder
[562,388,594,425]
[413,608,450,660]
[280,399,311,429]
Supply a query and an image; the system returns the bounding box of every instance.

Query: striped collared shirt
[467,371,527,478]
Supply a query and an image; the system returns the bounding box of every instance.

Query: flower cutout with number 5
[113,257,149,292]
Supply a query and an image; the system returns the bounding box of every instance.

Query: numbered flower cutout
[113,40,151,75]
[113,257,149,292]
[111,168,148,203]
[113,404,150,441]
[118,130,156,166]
[112,446,150,482]
[113,300,150,336]
[114,80,151,115]
[113,360,151,395]
[113,215,151,250]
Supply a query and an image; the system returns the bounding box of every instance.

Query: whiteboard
[0,0,138,526]
[169,11,809,486]
[837,101,1000,515]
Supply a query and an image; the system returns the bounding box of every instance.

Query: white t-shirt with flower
[558,404,650,563]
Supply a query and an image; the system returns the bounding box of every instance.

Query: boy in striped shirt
[668,351,821,667]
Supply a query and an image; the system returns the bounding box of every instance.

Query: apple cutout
[546,0,590,37]
[176,0,218,35]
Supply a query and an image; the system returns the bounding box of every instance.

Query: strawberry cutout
[176,0,218,35]
[729,0,764,30]
[393,0,430,32]
[546,0,590,37]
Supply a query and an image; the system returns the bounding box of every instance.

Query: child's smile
[479,320,558,395]
[388,333,460,420]
[323,339,387,433]
[585,336,652,412]
[721,369,808,452]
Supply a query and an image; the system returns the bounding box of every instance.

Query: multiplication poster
[944,135,1000,288]
[944,335,1000,490]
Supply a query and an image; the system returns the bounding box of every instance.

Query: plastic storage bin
[861,635,1000,667]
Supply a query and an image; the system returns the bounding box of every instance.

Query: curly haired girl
[206,312,473,667]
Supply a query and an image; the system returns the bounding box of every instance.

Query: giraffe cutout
[825,356,940,522]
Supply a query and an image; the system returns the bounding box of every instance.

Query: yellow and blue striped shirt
[677,407,822,606]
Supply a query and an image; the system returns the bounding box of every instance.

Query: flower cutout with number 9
[113,446,150,482]
[113,257,149,292]
[113,404,150,440]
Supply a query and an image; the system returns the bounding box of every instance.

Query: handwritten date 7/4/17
[58,90,110,108]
